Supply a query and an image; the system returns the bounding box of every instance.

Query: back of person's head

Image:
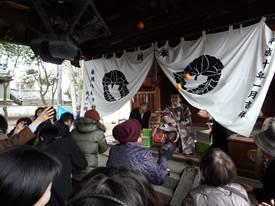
[60,112,74,123]
[55,121,70,137]
[69,195,126,206]
[200,147,236,187]
[68,167,162,206]
[84,109,100,122]
[0,145,61,206]
[0,114,8,134]
[112,119,141,144]
[38,125,61,147]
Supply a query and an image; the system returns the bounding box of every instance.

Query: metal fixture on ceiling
[30,0,111,66]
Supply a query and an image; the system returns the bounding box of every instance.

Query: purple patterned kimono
[164,104,194,155]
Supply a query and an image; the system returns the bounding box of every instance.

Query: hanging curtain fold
[82,19,275,136]
[155,20,275,136]
[83,46,154,116]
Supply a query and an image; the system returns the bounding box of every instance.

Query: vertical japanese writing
[239,35,275,118]
[84,69,96,111]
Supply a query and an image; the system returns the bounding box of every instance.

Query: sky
[8,61,71,96]
[0,56,73,103]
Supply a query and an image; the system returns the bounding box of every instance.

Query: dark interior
[0,0,275,65]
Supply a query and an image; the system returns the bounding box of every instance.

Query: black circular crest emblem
[102,70,129,102]
[173,55,223,95]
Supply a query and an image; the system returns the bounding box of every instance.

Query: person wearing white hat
[254,118,275,203]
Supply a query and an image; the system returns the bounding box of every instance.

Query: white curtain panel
[156,19,275,136]
[83,47,154,116]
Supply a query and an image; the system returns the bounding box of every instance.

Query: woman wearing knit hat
[107,119,170,185]
[84,109,101,122]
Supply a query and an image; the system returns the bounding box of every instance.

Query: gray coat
[183,183,250,206]
[71,118,108,180]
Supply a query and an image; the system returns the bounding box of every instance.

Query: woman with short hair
[0,145,61,206]
[68,167,162,206]
[183,148,250,206]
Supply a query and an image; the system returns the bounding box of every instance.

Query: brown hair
[200,148,236,187]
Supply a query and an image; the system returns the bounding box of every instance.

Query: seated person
[129,102,151,129]
[0,145,61,206]
[107,119,171,185]
[254,118,275,203]
[68,167,162,206]
[164,93,194,155]
[183,148,250,206]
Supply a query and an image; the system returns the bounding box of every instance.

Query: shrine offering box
[228,135,257,178]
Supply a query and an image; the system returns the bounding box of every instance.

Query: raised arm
[0,107,55,150]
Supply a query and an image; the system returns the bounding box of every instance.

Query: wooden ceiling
[1,0,275,65]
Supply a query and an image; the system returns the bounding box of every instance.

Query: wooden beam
[81,1,275,58]
[32,0,54,34]
[68,0,91,34]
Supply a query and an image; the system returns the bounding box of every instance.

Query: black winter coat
[45,137,88,206]
[129,108,151,129]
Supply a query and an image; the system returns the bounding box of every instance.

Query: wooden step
[154,185,173,205]
[168,160,187,174]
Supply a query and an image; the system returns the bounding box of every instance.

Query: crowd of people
[0,101,274,206]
